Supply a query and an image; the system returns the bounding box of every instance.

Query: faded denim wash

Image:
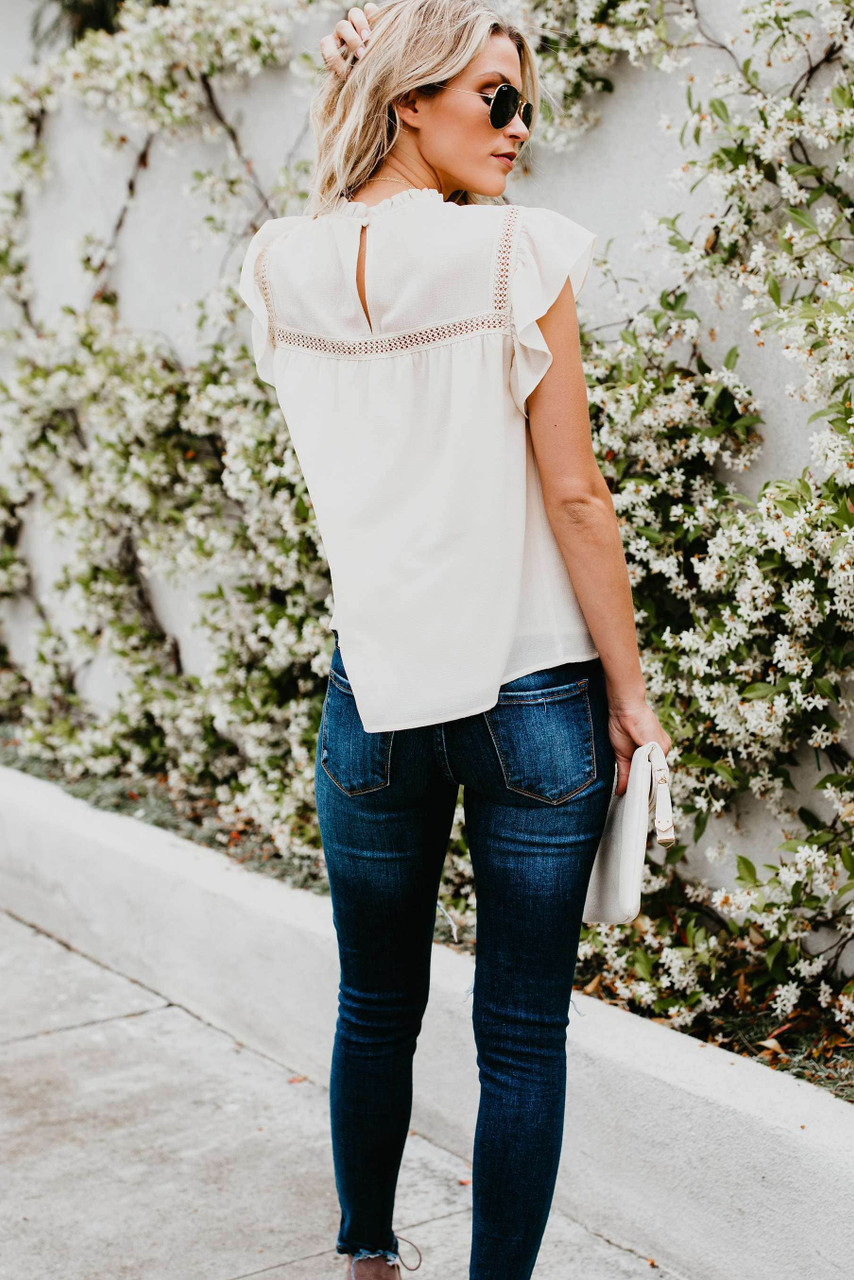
[315,632,616,1280]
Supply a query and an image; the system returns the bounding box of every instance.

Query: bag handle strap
[645,741,676,848]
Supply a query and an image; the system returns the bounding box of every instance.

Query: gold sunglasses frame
[445,84,534,129]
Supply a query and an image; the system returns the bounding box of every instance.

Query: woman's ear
[392,90,422,132]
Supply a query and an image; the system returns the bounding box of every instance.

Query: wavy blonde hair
[307,0,540,218]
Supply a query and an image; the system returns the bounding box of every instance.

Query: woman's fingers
[319,20,361,79]
[352,3,380,36]
[349,4,379,37]
[319,31,351,80]
[320,6,379,79]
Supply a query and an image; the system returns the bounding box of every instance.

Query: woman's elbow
[545,481,613,522]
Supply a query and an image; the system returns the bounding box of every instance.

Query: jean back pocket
[320,667,394,796]
[483,677,596,804]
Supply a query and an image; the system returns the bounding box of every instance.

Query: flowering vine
[1,0,852,1062]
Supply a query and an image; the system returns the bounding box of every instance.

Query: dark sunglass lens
[490,83,516,129]
[491,84,532,129]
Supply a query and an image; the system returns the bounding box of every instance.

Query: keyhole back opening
[356,224,374,333]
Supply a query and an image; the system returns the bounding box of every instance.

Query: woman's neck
[350,163,443,207]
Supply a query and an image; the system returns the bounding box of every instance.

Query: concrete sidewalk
[1,910,683,1280]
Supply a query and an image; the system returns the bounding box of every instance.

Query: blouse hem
[358,643,601,733]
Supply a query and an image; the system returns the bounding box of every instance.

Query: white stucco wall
[0,1,849,967]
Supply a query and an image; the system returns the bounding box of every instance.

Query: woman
[239,2,671,1276]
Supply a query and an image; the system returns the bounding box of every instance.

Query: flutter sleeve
[508,205,598,418]
[238,217,299,387]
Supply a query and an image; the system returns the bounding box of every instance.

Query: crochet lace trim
[254,204,520,360]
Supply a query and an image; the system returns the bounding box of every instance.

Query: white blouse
[238,187,599,732]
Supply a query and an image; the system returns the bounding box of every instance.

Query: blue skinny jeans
[314,633,616,1280]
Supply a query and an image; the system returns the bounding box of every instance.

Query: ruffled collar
[331,187,444,218]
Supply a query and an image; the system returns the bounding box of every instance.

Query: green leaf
[787,207,818,235]
[637,525,664,544]
[680,752,715,767]
[817,772,854,789]
[736,855,758,886]
[741,682,778,699]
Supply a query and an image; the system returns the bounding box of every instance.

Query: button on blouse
[239,187,598,732]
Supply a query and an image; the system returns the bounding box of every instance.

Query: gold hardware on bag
[654,769,676,847]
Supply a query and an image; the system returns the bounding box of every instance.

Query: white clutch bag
[582,740,676,925]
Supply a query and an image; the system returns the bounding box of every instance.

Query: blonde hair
[306,0,540,217]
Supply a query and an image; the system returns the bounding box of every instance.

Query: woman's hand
[319,4,380,79]
[607,698,672,797]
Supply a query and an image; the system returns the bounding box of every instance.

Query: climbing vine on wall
[1,0,853,1049]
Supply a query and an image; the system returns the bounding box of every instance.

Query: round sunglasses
[446,82,534,130]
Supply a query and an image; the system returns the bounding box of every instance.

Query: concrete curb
[2,764,852,1280]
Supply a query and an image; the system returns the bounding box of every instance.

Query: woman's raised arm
[319,4,380,78]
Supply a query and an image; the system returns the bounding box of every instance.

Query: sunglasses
[446,83,534,130]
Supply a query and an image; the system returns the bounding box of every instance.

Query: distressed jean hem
[336,1245,400,1265]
